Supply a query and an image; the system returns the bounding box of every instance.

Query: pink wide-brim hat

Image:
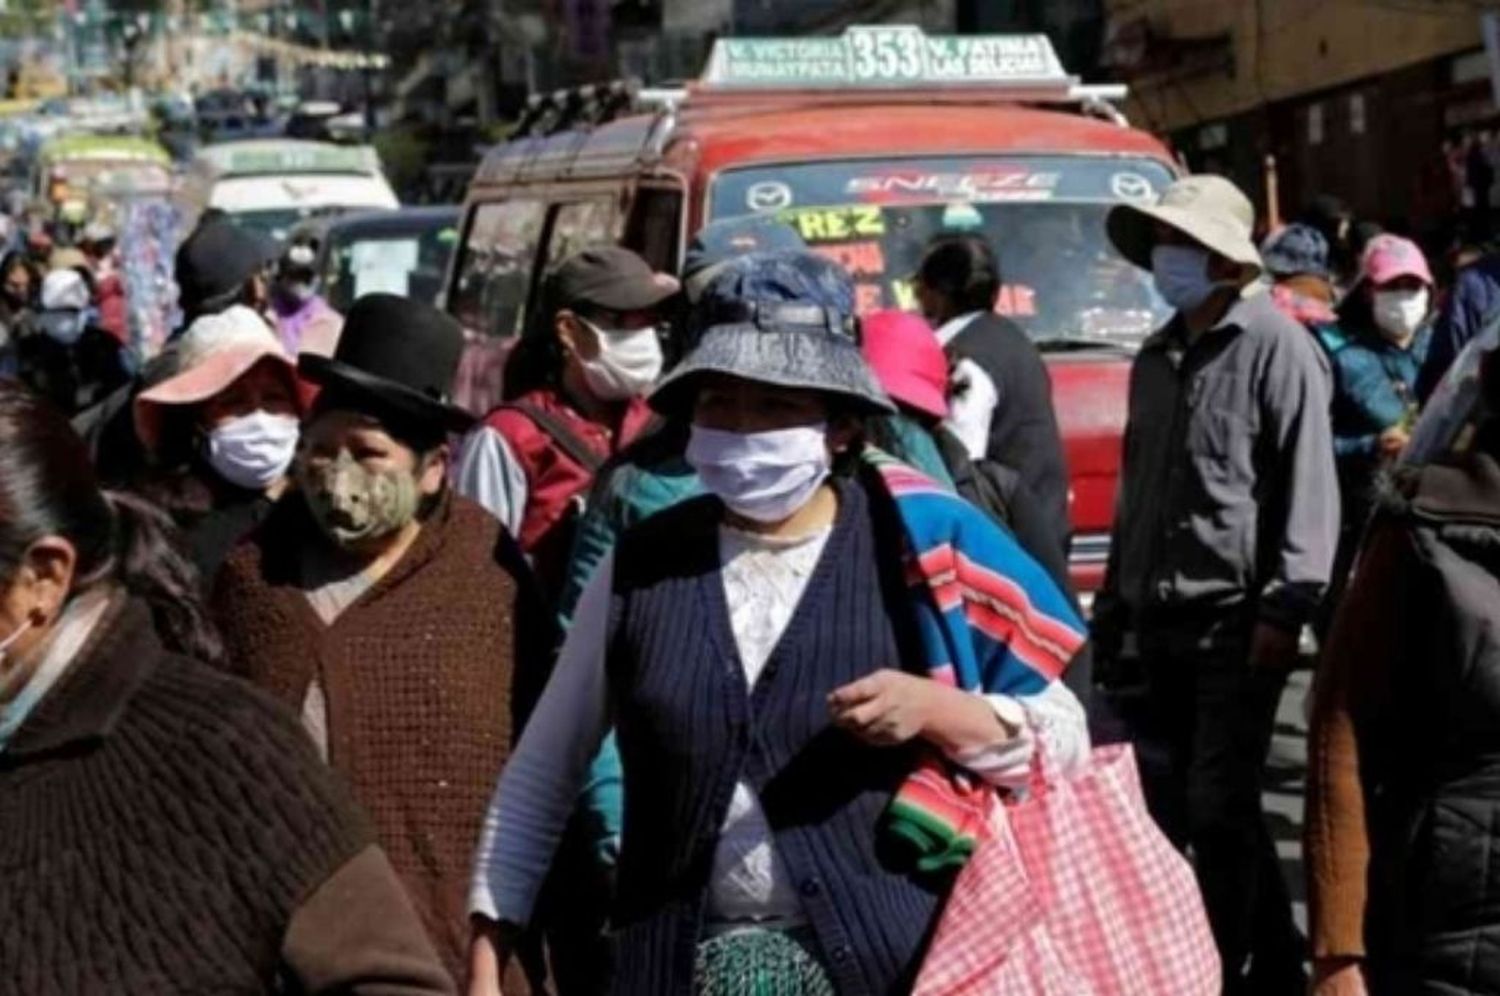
[134,306,298,453]
[860,309,950,422]
[1361,234,1434,288]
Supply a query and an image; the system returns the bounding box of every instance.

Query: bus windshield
[709,155,1177,349]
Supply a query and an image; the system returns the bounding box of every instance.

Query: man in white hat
[1094,175,1338,994]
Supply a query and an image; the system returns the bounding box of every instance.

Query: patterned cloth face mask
[296,449,421,548]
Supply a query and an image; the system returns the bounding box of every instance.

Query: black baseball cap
[545,246,678,314]
[175,220,280,313]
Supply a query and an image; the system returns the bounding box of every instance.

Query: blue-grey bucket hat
[681,216,807,301]
[650,250,894,417]
[1260,223,1331,279]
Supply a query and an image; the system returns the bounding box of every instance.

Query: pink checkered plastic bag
[915,744,1220,995]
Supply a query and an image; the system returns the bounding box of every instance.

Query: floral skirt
[694,927,836,996]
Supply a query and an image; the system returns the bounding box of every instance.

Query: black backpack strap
[933,425,1017,528]
[500,401,606,474]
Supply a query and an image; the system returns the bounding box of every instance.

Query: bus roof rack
[509,80,689,139]
[482,27,1137,184]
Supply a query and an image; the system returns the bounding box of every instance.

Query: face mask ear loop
[0,615,34,661]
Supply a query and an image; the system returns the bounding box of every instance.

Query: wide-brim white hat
[1107,174,1264,279]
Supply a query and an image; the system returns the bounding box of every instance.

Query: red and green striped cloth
[862,449,1087,872]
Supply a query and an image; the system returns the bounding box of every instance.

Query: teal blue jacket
[559,427,704,865]
[559,455,704,621]
[1317,320,1430,462]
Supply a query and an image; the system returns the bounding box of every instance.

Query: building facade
[963,0,1104,80]
[1102,0,1489,240]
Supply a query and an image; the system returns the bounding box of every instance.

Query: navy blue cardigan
[605,478,947,995]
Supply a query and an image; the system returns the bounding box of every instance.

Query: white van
[178,139,398,241]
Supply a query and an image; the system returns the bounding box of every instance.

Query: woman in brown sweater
[0,379,452,995]
[1306,357,1500,996]
[210,295,552,989]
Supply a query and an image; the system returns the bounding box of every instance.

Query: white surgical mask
[206,411,300,491]
[686,423,831,524]
[1151,244,1229,312]
[579,318,663,401]
[1372,288,1430,344]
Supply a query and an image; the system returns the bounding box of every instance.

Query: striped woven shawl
[863,448,1087,871]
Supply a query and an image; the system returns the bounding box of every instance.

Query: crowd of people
[0,162,1498,996]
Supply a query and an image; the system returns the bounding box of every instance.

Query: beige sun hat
[1107,174,1264,279]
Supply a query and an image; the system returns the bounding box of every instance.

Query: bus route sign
[702,26,1072,90]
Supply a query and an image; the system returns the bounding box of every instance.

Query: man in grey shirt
[1095,175,1338,995]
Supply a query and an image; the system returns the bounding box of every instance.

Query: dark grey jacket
[1363,440,1500,993]
[1095,290,1338,642]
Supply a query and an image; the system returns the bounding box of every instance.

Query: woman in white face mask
[467,251,1092,996]
[132,305,304,582]
[1320,233,1438,627]
[1328,234,1437,462]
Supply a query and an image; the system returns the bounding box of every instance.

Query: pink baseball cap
[860,309,949,422]
[1361,234,1434,288]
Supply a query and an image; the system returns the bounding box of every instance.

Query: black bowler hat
[299,293,475,435]
[174,220,280,315]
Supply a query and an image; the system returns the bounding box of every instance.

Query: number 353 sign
[702,26,1071,90]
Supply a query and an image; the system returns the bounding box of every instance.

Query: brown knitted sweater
[0,598,453,994]
[212,491,553,985]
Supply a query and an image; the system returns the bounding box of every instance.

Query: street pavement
[1266,669,1311,939]
[1096,666,1313,939]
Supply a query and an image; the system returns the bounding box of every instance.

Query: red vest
[481,387,655,596]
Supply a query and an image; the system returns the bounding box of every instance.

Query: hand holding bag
[915,743,1220,995]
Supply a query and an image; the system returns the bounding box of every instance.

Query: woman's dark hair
[1336,278,1380,336]
[0,250,39,303]
[130,458,220,527]
[824,398,873,480]
[0,379,223,663]
[502,329,562,400]
[1350,220,1384,261]
[1299,194,1352,244]
[917,233,1001,315]
[502,272,603,399]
